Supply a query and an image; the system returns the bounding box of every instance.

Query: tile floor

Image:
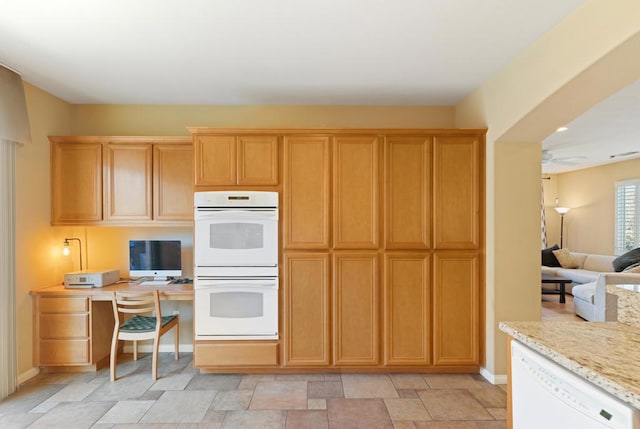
[0,353,508,429]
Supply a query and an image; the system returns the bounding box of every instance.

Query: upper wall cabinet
[283,136,331,249]
[194,134,278,186]
[333,136,379,249]
[49,136,193,226]
[51,138,103,225]
[104,143,153,221]
[433,136,481,249]
[154,144,195,221]
[384,136,431,249]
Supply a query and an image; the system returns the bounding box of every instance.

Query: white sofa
[542,252,640,321]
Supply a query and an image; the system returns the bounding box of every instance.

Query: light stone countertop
[499,321,640,409]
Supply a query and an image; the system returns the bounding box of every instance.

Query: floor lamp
[554,207,570,248]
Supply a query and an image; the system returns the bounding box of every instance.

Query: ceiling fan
[541,149,587,165]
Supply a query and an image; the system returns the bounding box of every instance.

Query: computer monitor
[129,240,182,280]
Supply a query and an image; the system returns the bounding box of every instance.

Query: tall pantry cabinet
[278,129,484,371]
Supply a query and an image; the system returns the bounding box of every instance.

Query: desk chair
[110,290,179,381]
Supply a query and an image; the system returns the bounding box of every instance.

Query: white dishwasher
[511,341,640,428]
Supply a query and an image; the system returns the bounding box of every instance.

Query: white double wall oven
[194,191,279,340]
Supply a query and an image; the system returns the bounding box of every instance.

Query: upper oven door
[195,209,278,267]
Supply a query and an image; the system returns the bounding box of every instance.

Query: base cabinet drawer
[39,314,89,338]
[194,342,279,367]
[38,297,89,313]
[39,340,90,365]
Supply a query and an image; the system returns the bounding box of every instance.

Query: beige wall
[455,0,640,378]
[71,105,455,135]
[555,157,640,255]
[16,84,73,377]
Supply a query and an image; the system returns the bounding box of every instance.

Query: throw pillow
[542,244,561,267]
[612,247,640,272]
[623,262,640,273]
[552,248,580,269]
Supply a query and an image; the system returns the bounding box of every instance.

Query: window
[615,180,640,254]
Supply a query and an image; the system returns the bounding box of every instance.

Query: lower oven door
[195,278,278,340]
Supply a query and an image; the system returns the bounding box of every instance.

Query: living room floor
[0,353,508,429]
[541,294,584,321]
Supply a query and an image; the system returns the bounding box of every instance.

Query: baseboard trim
[123,344,194,354]
[480,367,507,385]
[18,367,40,385]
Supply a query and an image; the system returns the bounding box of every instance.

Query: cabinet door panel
[433,252,480,365]
[284,253,330,366]
[104,143,152,221]
[51,141,102,224]
[39,340,90,365]
[39,314,89,339]
[384,136,431,249]
[333,252,378,365]
[154,144,194,221]
[238,136,278,185]
[384,253,430,365]
[194,135,236,185]
[334,136,379,249]
[283,136,330,249]
[433,136,480,249]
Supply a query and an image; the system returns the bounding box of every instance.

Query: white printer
[64,269,120,288]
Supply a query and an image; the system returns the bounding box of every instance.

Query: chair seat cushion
[120,315,177,333]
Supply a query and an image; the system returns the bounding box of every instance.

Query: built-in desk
[30,283,193,371]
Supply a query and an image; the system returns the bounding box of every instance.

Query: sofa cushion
[582,254,616,272]
[613,247,640,272]
[572,282,596,304]
[542,244,561,267]
[555,268,600,284]
[623,262,640,273]
[552,248,579,268]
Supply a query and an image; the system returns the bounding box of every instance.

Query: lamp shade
[555,207,571,215]
[0,65,31,144]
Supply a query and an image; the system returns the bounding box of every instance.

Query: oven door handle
[195,210,278,220]
[195,281,279,289]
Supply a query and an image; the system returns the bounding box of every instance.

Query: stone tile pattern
[500,320,640,409]
[0,353,506,429]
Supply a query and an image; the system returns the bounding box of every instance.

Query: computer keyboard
[139,280,172,286]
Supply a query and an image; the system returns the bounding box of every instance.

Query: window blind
[615,180,640,254]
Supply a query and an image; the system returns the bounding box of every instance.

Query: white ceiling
[0,0,586,105]
[541,79,640,174]
[3,0,636,174]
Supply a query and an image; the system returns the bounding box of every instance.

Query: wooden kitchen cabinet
[49,136,193,225]
[35,296,114,368]
[283,136,331,249]
[433,135,481,249]
[283,253,330,366]
[333,136,379,249]
[333,252,379,365]
[284,251,379,367]
[104,143,153,221]
[384,253,431,366]
[194,134,278,186]
[154,143,194,221]
[50,138,103,225]
[384,136,431,249]
[432,252,480,366]
[189,127,485,372]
